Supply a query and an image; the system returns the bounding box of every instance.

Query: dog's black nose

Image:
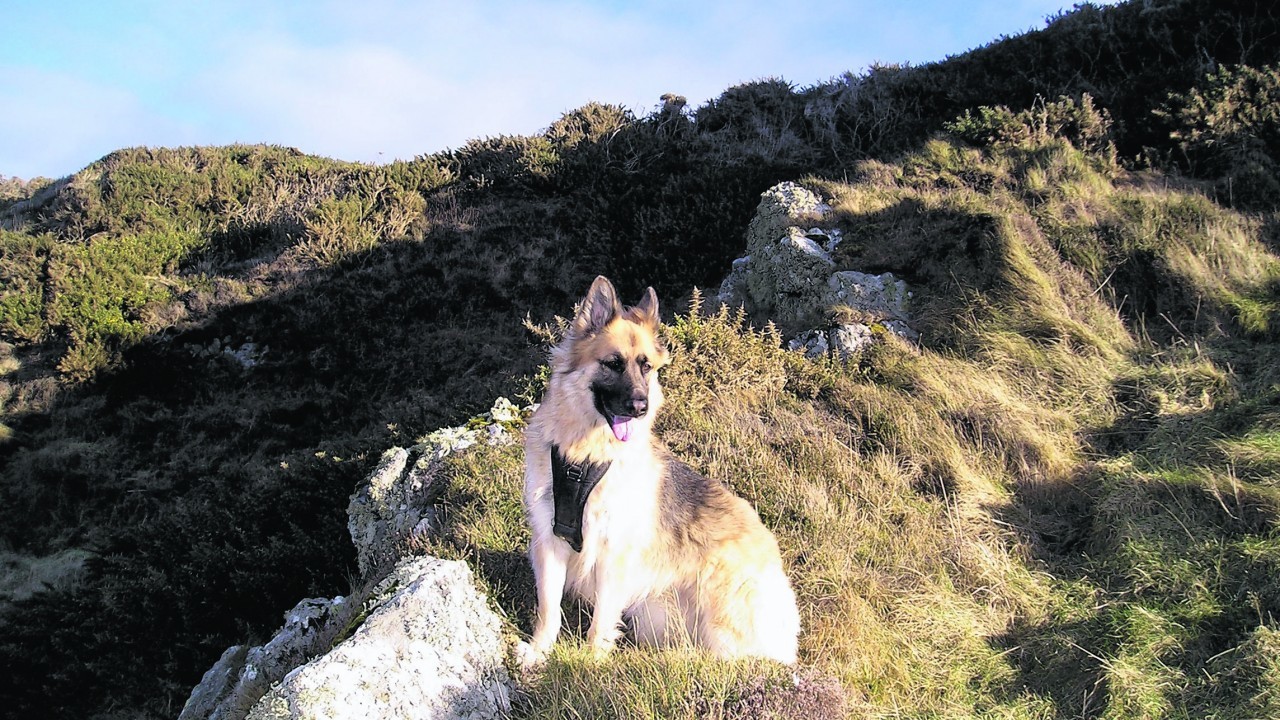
[629,398,648,416]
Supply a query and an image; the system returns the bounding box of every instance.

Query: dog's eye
[602,357,625,372]
[638,357,652,374]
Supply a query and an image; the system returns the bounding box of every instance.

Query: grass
[400,119,1280,717]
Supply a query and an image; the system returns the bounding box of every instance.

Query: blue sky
[1,1,1104,180]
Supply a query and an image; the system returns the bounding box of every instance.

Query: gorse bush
[947,93,1116,162]
[1161,63,1280,207]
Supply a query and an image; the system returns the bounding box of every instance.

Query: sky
[0,0,1107,180]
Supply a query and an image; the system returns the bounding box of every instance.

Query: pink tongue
[610,416,633,442]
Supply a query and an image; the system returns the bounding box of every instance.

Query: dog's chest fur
[564,444,663,599]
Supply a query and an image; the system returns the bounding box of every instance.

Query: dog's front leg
[529,537,568,657]
[586,581,628,659]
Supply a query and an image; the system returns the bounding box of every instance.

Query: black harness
[550,444,611,552]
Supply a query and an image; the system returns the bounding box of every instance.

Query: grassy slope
[0,0,1278,717]
[428,129,1280,718]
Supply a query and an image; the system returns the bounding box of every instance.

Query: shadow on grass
[989,347,1280,718]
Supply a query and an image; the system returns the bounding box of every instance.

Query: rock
[787,320,922,362]
[827,271,910,321]
[486,396,520,424]
[829,324,876,359]
[717,255,753,310]
[247,557,512,720]
[184,397,532,720]
[716,181,919,355]
[179,597,347,720]
[805,226,843,253]
[347,447,441,577]
[744,182,831,262]
[881,319,920,343]
[178,645,249,720]
[736,183,838,329]
[787,329,830,359]
[347,398,528,576]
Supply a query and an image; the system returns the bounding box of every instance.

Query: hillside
[2,0,1280,717]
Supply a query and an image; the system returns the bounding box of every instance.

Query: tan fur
[522,276,800,663]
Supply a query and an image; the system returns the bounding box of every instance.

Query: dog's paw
[514,640,548,671]
[588,639,615,662]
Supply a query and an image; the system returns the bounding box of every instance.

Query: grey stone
[881,319,921,343]
[180,596,347,720]
[787,329,830,360]
[178,645,249,720]
[347,398,527,576]
[247,557,512,720]
[717,254,752,310]
[183,398,532,720]
[716,180,920,353]
[347,447,435,578]
[827,271,910,321]
[829,324,877,359]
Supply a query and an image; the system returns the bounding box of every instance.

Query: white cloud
[194,1,869,165]
[0,67,197,179]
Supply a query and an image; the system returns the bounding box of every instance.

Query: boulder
[178,597,347,720]
[347,397,524,576]
[827,271,909,321]
[829,323,877,359]
[248,557,511,720]
[347,447,442,578]
[790,321,918,361]
[718,181,919,358]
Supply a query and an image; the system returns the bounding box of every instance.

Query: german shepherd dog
[522,276,800,663]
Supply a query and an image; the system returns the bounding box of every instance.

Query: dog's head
[553,276,670,442]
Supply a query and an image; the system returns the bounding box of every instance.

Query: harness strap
[550,444,611,552]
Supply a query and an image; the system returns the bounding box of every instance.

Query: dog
[522,275,800,664]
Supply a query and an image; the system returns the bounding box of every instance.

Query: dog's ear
[633,287,659,327]
[573,276,622,335]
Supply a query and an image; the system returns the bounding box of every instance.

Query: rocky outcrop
[181,398,528,720]
[718,181,918,358]
[247,557,511,720]
[179,597,349,720]
[347,397,521,576]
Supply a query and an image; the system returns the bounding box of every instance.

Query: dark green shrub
[946,94,1115,161]
[695,78,814,162]
[0,230,51,342]
[450,134,559,191]
[1161,64,1280,208]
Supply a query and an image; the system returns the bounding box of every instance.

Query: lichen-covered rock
[347,397,528,576]
[829,324,877,359]
[717,181,919,355]
[787,329,831,359]
[787,320,922,361]
[179,645,249,720]
[745,227,837,329]
[185,398,531,720]
[743,182,831,262]
[247,557,511,720]
[347,447,442,577]
[882,319,921,343]
[827,271,910,321]
[717,255,753,310]
[178,597,347,720]
[734,183,839,330]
